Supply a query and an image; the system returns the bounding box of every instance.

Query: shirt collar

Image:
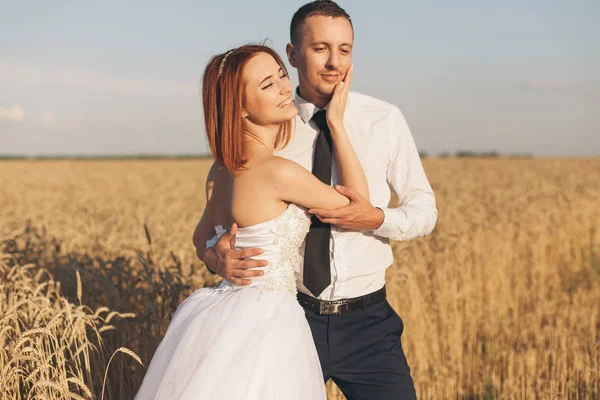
[294,87,327,124]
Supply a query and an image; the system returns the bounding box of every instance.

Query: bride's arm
[270,65,369,210]
[267,156,348,210]
[326,65,370,202]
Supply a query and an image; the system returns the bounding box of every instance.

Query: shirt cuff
[373,207,410,240]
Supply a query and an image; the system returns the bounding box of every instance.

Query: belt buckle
[319,301,345,315]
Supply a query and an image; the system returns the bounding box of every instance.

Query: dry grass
[0,158,599,399]
[0,248,137,399]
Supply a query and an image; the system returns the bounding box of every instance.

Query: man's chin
[315,84,335,97]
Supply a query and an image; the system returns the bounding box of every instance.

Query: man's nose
[325,51,341,70]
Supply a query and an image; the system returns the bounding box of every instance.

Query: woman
[134,44,368,399]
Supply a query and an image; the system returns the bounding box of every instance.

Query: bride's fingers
[330,80,343,103]
[340,65,352,101]
[344,65,353,88]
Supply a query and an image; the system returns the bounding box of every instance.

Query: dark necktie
[303,110,332,297]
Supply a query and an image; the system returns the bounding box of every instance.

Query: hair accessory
[218,50,235,78]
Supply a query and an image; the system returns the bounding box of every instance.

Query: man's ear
[286,43,298,68]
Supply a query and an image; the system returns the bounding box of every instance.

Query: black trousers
[304,298,417,400]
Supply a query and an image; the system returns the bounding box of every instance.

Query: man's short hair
[290,0,353,45]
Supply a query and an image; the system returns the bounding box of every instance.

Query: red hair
[201,44,293,174]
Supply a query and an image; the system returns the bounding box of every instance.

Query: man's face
[288,15,353,105]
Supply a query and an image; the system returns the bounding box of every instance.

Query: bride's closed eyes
[261,71,289,90]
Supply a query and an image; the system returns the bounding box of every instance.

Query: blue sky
[1,0,598,156]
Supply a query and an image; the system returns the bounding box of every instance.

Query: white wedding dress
[134,204,326,400]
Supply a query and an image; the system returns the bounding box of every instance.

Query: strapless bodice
[206,204,311,294]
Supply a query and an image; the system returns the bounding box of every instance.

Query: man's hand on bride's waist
[203,223,267,286]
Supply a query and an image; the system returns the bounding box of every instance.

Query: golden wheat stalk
[100,347,144,400]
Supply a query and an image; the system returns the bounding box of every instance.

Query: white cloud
[40,112,57,128]
[0,57,197,96]
[0,105,25,121]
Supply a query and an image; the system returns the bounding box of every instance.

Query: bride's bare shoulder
[262,156,307,181]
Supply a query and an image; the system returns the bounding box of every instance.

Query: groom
[194,1,437,398]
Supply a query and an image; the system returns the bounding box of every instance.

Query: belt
[297,286,386,315]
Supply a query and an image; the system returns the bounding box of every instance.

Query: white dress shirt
[275,91,438,300]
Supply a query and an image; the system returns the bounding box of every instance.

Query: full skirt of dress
[134,283,326,400]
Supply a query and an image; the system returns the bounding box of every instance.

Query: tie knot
[311,110,328,130]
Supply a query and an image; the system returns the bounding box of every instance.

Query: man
[193,1,437,398]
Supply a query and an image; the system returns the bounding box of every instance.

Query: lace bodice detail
[207,204,311,294]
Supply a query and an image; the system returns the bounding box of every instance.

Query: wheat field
[0,158,598,399]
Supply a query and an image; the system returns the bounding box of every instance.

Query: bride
[134,44,368,399]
